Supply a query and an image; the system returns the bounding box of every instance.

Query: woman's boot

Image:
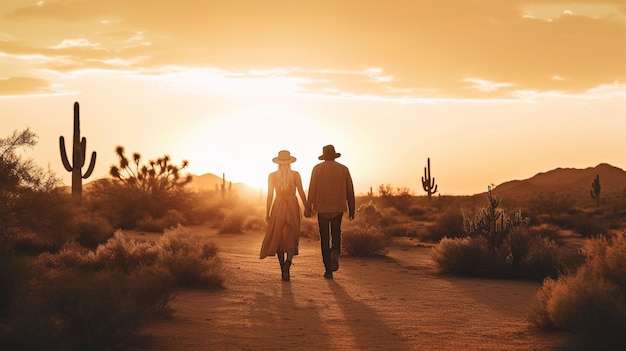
[277,252,286,280]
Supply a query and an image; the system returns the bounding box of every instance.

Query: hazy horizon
[2,1,626,195]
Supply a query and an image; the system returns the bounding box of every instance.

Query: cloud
[49,38,100,49]
[1,0,625,99]
[0,76,54,95]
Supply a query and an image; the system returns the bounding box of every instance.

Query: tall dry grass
[529,231,626,349]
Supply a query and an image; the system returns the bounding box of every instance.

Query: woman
[260,150,307,281]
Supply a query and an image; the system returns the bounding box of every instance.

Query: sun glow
[183,101,325,192]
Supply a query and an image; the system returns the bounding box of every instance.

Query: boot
[277,253,286,280]
[282,260,292,281]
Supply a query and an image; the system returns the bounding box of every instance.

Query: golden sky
[2,0,626,195]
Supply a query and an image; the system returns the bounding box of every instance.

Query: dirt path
[139,226,569,350]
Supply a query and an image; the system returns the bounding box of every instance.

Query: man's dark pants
[317,213,342,271]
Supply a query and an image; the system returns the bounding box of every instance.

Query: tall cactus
[590,174,601,208]
[60,102,97,203]
[421,157,438,198]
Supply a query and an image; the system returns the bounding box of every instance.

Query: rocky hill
[484,163,626,205]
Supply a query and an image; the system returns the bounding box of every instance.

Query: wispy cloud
[1,0,625,99]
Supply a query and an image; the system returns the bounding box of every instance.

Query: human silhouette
[260,150,307,281]
[304,145,355,279]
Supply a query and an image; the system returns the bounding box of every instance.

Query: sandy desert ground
[137,225,571,351]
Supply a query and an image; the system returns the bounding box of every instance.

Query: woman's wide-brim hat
[273,150,297,164]
[319,144,341,160]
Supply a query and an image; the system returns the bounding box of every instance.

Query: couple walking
[259,145,355,281]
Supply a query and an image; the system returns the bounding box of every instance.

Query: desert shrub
[11,231,51,255]
[5,265,175,351]
[529,232,626,349]
[528,223,562,243]
[377,206,404,226]
[158,226,223,287]
[183,191,225,225]
[376,184,412,212]
[507,227,562,279]
[72,211,116,248]
[39,227,224,288]
[218,211,246,234]
[243,215,265,231]
[559,213,607,238]
[425,207,465,242]
[136,209,186,233]
[92,232,160,273]
[88,147,193,229]
[405,204,430,221]
[0,248,23,318]
[432,227,563,279]
[431,236,490,275]
[432,189,566,279]
[342,224,388,257]
[525,191,575,224]
[5,227,224,349]
[0,129,60,243]
[382,223,422,238]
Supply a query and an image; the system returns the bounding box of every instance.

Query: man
[304,145,355,279]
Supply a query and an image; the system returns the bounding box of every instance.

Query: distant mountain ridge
[486,163,626,202]
[188,173,259,197]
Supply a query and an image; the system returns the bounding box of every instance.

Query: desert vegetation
[3,126,626,349]
[0,130,229,350]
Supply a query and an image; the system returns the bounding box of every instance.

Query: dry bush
[243,215,265,231]
[39,226,223,288]
[529,232,626,349]
[431,230,562,280]
[158,226,224,287]
[560,213,608,238]
[4,226,224,349]
[342,223,388,257]
[11,231,51,255]
[0,248,22,318]
[5,265,175,351]
[424,207,465,242]
[183,191,225,225]
[218,211,246,234]
[136,209,186,233]
[72,211,116,248]
[92,232,160,272]
[431,236,490,275]
[508,228,562,280]
[382,223,422,238]
[528,223,562,243]
[377,206,407,227]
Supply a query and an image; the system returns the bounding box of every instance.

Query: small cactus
[60,102,96,203]
[590,174,601,208]
[421,157,438,198]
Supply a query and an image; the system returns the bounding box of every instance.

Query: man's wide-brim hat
[319,144,341,160]
[273,150,297,164]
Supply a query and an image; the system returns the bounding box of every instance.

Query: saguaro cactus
[421,157,438,198]
[60,102,97,202]
[590,174,601,208]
